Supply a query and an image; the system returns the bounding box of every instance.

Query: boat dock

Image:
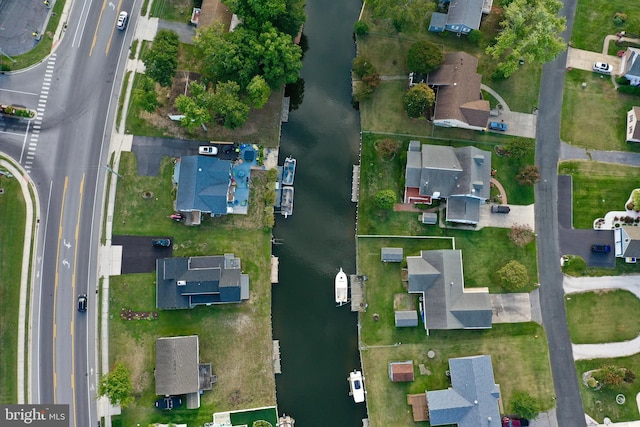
[350,275,367,312]
[271,255,279,283]
[273,340,281,374]
[351,165,360,202]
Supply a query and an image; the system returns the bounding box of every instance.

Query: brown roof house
[626,107,640,143]
[427,52,490,131]
[389,361,415,382]
[615,225,640,259]
[407,249,492,334]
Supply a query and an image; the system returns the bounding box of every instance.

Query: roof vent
[474,400,478,405]
[177,280,186,286]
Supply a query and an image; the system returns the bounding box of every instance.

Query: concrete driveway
[478,204,536,230]
[566,47,621,74]
[490,289,542,324]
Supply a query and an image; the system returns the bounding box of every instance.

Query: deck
[273,340,281,374]
[271,255,279,283]
[350,275,367,312]
[351,165,359,202]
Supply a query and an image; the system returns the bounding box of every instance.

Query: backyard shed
[395,310,419,327]
[381,247,404,263]
[389,361,415,382]
[421,213,438,224]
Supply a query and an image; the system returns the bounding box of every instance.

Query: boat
[281,186,294,218]
[282,156,296,186]
[348,370,365,403]
[335,268,348,306]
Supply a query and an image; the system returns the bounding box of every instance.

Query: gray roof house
[426,52,490,131]
[381,247,404,262]
[627,107,640,143]
[615,225,640,258]
[175,155,232,223]
[404,142,491,224]
[155,335,203,408]
[426,355,501,427]
[621,47,640,86]
[428,0,492,34]
[156,254,250,310]
[407,249,491,333]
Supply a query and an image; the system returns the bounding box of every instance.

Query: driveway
[566,47,621,74]
[490,289,542,324]
[478,204,536,230]
[111,235,173,274]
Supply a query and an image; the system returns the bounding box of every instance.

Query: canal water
[271,0,367,425]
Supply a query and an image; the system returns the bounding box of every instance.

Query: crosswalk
[25,53,56,173]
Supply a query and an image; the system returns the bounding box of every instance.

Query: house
[156,254,250,310]
[425,355,501,427]
[428,0,492,34]
[407,249,492,333]
[389,361,415,382]
[395,310,419,327]
[621,47,640,86]
[381,247,404,262]
[427,52,490,131]
[175,155,233,225]
[404,141,491,224]
[615,225,640,259]
[626,107,640,143]
[155,335,215,409]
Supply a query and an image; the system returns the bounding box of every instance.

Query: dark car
[152,238,171,247]
[77,294,87,312]
[491,205,510,214]
[591,244,611,253]
[488,121,508,131]
[155,396,182,410]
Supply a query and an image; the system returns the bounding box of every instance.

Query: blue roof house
[176,156,232,223]
[428,0,491,34]
[426,355,501,427]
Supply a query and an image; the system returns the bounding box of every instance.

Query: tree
[246,75,271,108]
[133,75,159,113]
[407,41,444,74]
[174,81,213,131]
[511,390,541,420]
[255,23,303,88]
[228,0,305,37]
[98,362,133,408]
[517,165,541,186]
[509,224,535,247]
[144,30,179,87]
[504,138,534,159]
[497,260,528,291]
[354,21,369,36]
[367,0,434,32]
[403,83,435,119]
[212,81,250,129]
[375,189,396,210]
[486,0,566,78]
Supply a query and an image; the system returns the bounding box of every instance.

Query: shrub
[613,12,627,25]
[616,76,631,86]
[375,189,397,210]
[510,224,535,247]
[510,391,541,420]
[407,41,444,74]
[467,29,482,46]
[587,377,599,389]
[593,365,625,386]
[353,56,376,79]
[403,83,435,118]
[517,165,541,186]
[625,369,636,383]
[618,85,640,96]
[632,189,640,210]
[497,260,529,291]
[375,139,401,160]
[354,21,369,36]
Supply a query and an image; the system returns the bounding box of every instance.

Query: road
[0,0,135,425]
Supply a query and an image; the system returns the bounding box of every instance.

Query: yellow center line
[90,0,109,57]
[53,177,69,402]
[105,0,124,55]
[71,174,85,427]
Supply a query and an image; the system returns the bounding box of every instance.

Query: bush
[353,56,376,79]
[587,377,599,389]
[497,260,529,291]
[593,365,625,386]
[403,83,435,118]
[616,76,631,86]
[375,139,401,160]
[354,21,369,36]
[375,189,397,210]
[467,30,482,46]
[517,165,541,186]
[510,391,541,420]
[618,85,640,96]
[613,12,627,25]
[407,41,444,74]
[509,224,535,247]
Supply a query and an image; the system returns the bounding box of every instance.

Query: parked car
[488,121,507,131]
[199,145,218,156]
[154,396,182,410]
[116,11,128,30]
[491,205,510,214]
[408,72,426,88]
[152,238,171,247]
[502,417,529,427]
[591,244,611,253]
[592,62,613,74]
[77,294,87,312]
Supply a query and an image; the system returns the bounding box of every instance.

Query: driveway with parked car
[111,235,173,274]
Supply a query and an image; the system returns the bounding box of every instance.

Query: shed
[389,361,415,382]
[395,310,419,327]
[421,212,438,225]
[381,247,404,263]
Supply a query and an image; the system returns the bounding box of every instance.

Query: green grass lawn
[562,254,640,276]
[0,172,26,403]
[149,0,194,22]
[561,70,640,152]
[558,161,640,229]
[566,290,640,344]
[571,0,640,51]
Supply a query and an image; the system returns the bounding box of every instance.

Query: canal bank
[271,0,367,425]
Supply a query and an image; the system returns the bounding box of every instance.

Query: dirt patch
[393,293,417,311]
[120,308,159,320]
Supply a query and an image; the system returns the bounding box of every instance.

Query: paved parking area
[478,204,535,230]
[111,235,173,274]
[566,46,621,74]
[490,293,533,323]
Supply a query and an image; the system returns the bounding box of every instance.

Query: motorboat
[282,156,296,186]
[335,268,348,306]
[348,370,365,403]
[281,186,294,218]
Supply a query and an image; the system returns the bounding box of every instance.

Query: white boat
[348,370,365,403]
[335,268,348,306]
[282,156,296,186]
[281,186,294,218]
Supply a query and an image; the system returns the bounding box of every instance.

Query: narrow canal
[271,0,367,425]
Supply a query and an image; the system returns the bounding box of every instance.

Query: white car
[198,146,218,156]
[116,11,128,30]
[592,62,613,74]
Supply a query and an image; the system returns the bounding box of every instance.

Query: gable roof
[623,48,640,81]
[407,249,492,331]
[395,310,419,327]
[155,336,200,396]
[156,254,249,310]
[382,247,404,262]
[627,107,640,143]
[389,361,415,382]
[446,0,484,30]
[427,355,501,427]
[176,156,232,215]
[617,226,640,258]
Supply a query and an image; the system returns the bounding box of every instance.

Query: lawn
[150,0,196,22]
[561,69,640,152]
[562,254,640,276]
[558,160,640,229]
[0,171,26,404]
[566,290,640,344]
[571,0,640,52]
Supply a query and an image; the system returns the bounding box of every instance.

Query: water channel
[271,0,367,425]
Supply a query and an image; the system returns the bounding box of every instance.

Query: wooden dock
[271,255,279,284]
[281,97,290,122]
[273,340,282,374]
[351,165,360,202]
[350,274,367,312]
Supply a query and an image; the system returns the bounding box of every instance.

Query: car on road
[491,205,510,214]
[116,11,128,30]
[199,145,218,156]
[592,62,613,74]
[152,238,171,247]
[591,244,611,253]
[77,294,87,312]
[155,396,182,410]
[488,121,507,131]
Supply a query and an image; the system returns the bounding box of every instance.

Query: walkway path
[481,84,511,112]
[490,177,507,204]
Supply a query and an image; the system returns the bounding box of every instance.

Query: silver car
[116,11,128,30]
[592,62,613,74]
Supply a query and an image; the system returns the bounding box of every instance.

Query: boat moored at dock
[335,268,348,306]
[348,370,365,403]
[282,156,296,186]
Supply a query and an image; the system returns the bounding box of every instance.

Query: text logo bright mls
[0,405,68,426]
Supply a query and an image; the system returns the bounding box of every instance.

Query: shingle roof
[624,48,640,78]
[382,247,404,262]
[446,0,484,30]
[620,226,640,257]
[389,361,415,382]
[176,156,231,215]
[629,107,640,142]
[155,336,200,396]
[395,310,419,327]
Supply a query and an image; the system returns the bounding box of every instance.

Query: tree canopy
[227,0,305,37]
[497,260,528,291]
[403,83,435,118]
[486,0,566,78]
[144,30,180,87]
[98,362,133,408]
[510,390,541,420]
[407,41,443,74]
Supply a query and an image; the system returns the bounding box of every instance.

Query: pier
[273,340,282,374]
[350,275,367,312]
[271,255,279,284]
[351,165,360,202]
